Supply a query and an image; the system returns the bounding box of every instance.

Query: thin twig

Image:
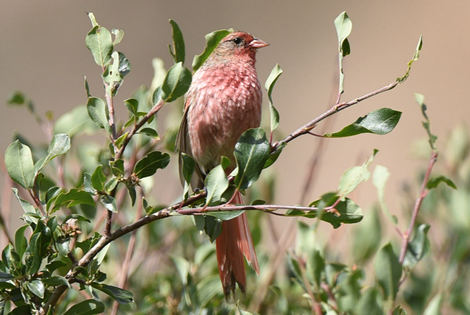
[275,81,399,149]
[115,99,165,160]
[398,151,438,264]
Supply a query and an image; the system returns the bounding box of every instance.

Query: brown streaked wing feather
[176,104,204,188]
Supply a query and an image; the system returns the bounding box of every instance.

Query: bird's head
[213,31,268,61]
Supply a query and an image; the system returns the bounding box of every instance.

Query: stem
[104,82,117,142]
[28,189,45,216]
[110,192,142,315]
[398,151,438,264]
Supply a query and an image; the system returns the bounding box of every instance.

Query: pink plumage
[177,31,268,295]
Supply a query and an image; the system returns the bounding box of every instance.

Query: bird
[177,31,268,296]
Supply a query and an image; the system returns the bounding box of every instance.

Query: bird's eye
[232,37,243,45]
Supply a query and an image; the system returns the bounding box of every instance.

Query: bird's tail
[215,191,259,296]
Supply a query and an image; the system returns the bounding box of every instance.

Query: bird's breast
[187,63,262,170]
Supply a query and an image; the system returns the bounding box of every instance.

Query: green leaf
[374,243,402,301]
[404,224,430,269]
[26,279,45,298]
[356,287,383,315]
[334,11,352,57]
[373,165,397,224]
[192,29,233,71]
[124,98,138,117]
[64,299,105,315]
[152,86,163,105]
[14,225,29,259]
[353,206,382,263]
[114,132,128,148]
[234,128,270,190]
[334,11,352,95]
[7,90,26,105]
[12,188,36,214]
[180,153,195,197]
[87,97,109,131]
[263,143,285,169]
[205,165,229,205]
[84,76,91,97]
[326,108,401,137]
[100,195,117,212]
[91,165,106,192]
[91,283,134,304]
[292,194,363,228]
[134,151,170,178]
[5,140,35,188]
[85,14,113,67]
[34,133,70,174]
[426,175,456,190]
[139,127,159,138]
[171,256,190,285]
[126,183,137,206]
[54,105,97,136]
[196,215,222,242]
[311,250,325,286]
[423,293,443,315]
[103,51,123,96]
[52,189,95,211]
[415,93,437,150]
[161,62,192,102]
[169,19,185,63]
[338,149,377,198]
[206,211,245,221]
[112,28,124,45]
[265,64,283,132]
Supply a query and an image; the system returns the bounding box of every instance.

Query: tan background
[0,1,468,236]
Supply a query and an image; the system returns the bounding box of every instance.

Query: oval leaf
[134,151,170,178]
[34,133,71,174]
[161,62,192,102]
[326,108,401,138]
[91,283,134,304]
[234,128,270,190]
[169,19,185,63]
[85,14,113,67]
[204,165,229,206]
[64,299,105,315]
[265,64,283,132]
[374,243,402,301]
[5,140,35,188]
[87,97,109,131]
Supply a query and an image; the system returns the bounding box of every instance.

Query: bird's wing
[176,105,204,189]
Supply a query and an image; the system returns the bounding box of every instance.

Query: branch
[115,99,165,160]
[104,85,117,142]
[274,80,399,148]
[42,197,323,313]
[398,151,438,264]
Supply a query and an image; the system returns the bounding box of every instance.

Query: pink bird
[177,31,268,295]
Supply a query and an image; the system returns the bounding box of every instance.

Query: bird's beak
[249,38,269,49]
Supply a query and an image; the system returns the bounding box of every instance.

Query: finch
[177,31,268,295]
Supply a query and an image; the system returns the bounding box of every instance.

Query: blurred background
[1,1,468,247]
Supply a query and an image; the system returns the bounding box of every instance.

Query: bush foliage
[1,11,466,315]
